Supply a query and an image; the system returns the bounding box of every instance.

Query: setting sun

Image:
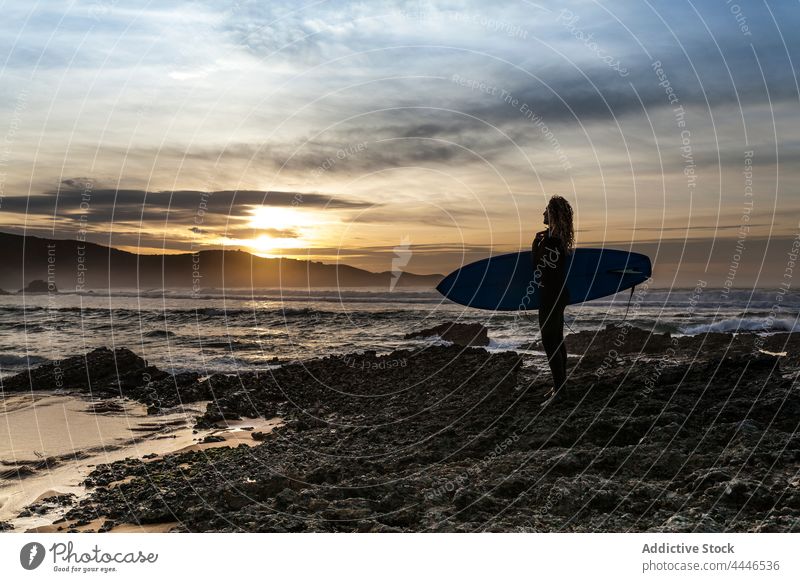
[222,205,325,255]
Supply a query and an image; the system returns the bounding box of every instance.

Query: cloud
[0,182,380,250]
[627,224,771,232]
[259,227,300,239]
[2,0,800,285]
[0,182,375,223]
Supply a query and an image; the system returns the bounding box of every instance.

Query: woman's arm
[531,230,547,271]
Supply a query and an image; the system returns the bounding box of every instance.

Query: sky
[0,0,799,287]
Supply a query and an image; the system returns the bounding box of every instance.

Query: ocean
[0,286,798,379]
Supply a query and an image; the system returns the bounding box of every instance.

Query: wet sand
[26,517,180,533]
[0,391,281,532]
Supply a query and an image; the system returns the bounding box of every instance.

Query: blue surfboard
[436,248,652,311]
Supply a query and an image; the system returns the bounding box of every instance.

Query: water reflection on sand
[0,393,281,532]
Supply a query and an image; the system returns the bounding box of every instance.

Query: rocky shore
[3,326,799,532]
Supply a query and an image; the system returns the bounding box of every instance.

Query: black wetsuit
[532,230,570,392]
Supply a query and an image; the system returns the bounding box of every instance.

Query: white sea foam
[680,316,800,335]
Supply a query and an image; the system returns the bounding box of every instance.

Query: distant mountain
[0,232,443,291]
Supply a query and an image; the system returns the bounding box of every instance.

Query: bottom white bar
[1,533,797,581]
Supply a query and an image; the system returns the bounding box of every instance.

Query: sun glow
[247,206,313,231]
[235,205,321,256]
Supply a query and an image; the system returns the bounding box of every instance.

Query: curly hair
[547,195,574,252]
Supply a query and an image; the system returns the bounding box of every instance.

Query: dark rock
[194,401,242,429]
[46,337,799,533]
[715,479,774,510]
[20,279,56,293]
[274,488,298,509]
[2,347,206,414]
[135,503,175,523]
[2,346,155,394]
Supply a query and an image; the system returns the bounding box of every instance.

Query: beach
[1,322,797,533]
[0,385,282,532]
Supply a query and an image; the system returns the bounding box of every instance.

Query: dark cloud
[399,123,457,138]
[457,58,796,130]
[258,227,300,239]
[0,183,375,227]
[348,205,489,227]
[627,224,771,232]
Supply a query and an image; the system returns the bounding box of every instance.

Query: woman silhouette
[532,195,574,402]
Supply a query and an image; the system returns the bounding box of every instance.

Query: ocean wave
[0,305,432,327]
[679,317,800,335]
[143,329,176,338]
[586,288,800,308]
[61,288,443,304]
[2,323,50,332]
[198,339,265,350]
[486,338,524,351]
